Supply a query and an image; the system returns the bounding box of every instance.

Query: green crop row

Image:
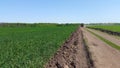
[87,25,120,32]
[0,24,78,68]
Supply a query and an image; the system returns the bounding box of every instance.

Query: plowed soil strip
[82,28,120,68]
[45,27,94,68]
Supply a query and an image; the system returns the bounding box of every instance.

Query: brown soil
[82,28,120,68]
[45,27,93,68]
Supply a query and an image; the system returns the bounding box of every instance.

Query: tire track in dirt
[82,28,120,68]
[45,27,94,68]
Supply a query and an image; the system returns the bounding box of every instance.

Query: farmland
[87,25,120,32]
[1,23,120,68]
[0,24,78,68]
[46,24,120,68]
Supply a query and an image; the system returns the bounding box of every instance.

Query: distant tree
[81,23,84,27]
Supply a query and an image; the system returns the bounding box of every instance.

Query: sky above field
[0,0,120,23]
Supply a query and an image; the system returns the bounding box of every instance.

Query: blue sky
[0,0,120,23]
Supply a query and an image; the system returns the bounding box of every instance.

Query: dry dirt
[82,28,120,68]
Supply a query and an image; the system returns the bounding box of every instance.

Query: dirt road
[82,28,120,68]
[87,28,120,46]
[45,27,120,68]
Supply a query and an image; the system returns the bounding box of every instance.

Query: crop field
[0,24,78,68]
[1,23,120,68]
[87,25,120,32]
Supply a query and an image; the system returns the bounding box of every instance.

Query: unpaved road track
[82,28,120,68]
[87,28,120,46]
[45,27,120,68]
[45,27,93,68]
